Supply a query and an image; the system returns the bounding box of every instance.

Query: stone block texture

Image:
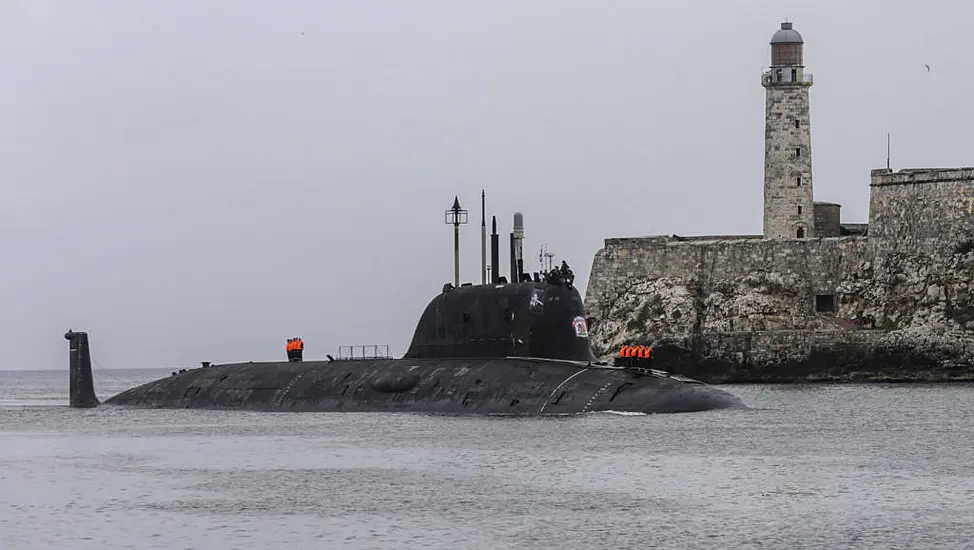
[813,202,841,237]
[764,84,815,239]
[869,168,974,249]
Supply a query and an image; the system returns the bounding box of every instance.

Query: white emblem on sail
[572,316,588,338]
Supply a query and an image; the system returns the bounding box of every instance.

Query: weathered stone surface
[813,202,841,237]
[763,78,814,239]
[869,168,974,249]
[584,232,974,384]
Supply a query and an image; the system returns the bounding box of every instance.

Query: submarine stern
[65,330,100,408]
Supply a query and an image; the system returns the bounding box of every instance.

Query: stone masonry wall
[584,234,974,382]
[584,235,871,334]
[813,202,841,237]
[764,84,815,238]
[869,168,974,250]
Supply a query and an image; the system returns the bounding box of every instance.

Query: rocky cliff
[587,242,974,383]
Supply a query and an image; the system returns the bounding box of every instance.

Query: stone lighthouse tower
[762,21,815,239]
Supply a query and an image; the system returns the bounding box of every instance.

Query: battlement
[868,166,974,244]
[871,167,974,186]
[604,235,764,248]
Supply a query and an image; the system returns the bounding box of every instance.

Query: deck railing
[337,344,392,360]
[762,71,813,85]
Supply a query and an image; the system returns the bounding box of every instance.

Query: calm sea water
[2,368,973,549]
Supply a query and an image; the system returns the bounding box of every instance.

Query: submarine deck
[106,357,744,414]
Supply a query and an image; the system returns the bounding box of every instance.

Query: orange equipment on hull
[616,344,653,366]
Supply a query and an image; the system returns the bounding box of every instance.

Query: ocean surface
[2,369,973,549]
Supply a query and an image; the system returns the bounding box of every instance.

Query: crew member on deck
[286,337,304,362]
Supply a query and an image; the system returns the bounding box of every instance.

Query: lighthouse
[762,21,815,239]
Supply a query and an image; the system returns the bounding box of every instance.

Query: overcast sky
[2,0,971,372]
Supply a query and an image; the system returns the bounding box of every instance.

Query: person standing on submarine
[286,337,304,362]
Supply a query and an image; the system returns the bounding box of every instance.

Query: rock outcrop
[588,245,974,383]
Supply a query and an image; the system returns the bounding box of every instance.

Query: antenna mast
[444,197,468,287]
[887,132,891,170]
[480,190,486,284]
[543,245,554,272]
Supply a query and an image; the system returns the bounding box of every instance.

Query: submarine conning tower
[404,264,595,362]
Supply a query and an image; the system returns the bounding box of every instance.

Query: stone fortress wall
[869,168,974,245]
[584,168,974,382]
[582,22,974,382]
[585,235,871,334]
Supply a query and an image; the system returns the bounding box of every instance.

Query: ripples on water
[2,369,974,549]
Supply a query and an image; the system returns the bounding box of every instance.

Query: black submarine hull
[105,357,743,414]
[66,262,746,414]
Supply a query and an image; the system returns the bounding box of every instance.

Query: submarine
[65,202,745,415]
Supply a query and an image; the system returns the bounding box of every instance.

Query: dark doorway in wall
[797,227,805,238]
[816,294,836,313]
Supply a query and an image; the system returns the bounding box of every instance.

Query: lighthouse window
[796,227,805,238]
[798,206,802,215]
[796,175,802,186]
[795,147,802,158]
[795,119,800,129]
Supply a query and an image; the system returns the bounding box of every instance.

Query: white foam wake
[598,410,649,416]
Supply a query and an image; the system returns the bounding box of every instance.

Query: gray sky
[2,0,971,371]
